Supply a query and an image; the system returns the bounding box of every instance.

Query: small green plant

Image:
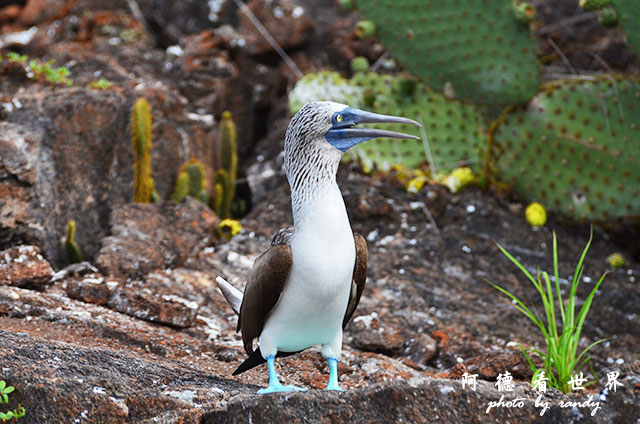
[27,59,72,86]
[87,78,113,90]
[6,52,27,63]
[0,380,25,422]
[486,229,607,393]
[3,53,72,86]
[65,220,82,264]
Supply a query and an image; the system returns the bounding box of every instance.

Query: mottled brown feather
[343,233,368,327]
[238,243,292,355]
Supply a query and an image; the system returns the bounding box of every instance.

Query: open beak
[325,107,421,152]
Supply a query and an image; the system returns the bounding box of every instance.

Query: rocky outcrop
[95,199,219,278]
[0,245,52,289]
[0,85,218,266]
[2,329,639,423]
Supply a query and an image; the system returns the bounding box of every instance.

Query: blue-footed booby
[216,101,420,393]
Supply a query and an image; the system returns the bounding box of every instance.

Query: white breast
[259,184,355,355]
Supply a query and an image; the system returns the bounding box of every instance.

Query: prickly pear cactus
[356,0,540,107]
[580,0,612,10]
[490,78,640,221]
[289,71,485,171]
[289,71,362,113]
[611,0,640,53]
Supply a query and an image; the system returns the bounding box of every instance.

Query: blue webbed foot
[257,354,307,395]
[258,383,307,394]
[324,357,344,391]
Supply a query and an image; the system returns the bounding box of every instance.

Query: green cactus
[173,158,207,204]
[65,220,82,264]
[599,6,618,27]
[289,71,361,114]
[173,170,190,202]
[339,0,356,11]
[512,2,536,24]
[197,188,210,205]
[356,0,540,107]
[289,71,485,171]
[579,0,612,10]
[351,56,370,73]
[212,111,238,219]
[211,179,224,215]
[610,0,640,53]
[489,77,640,221]
[132,98,155,203]
[355,20,376,39]
[213,169,232,218]
[184,158,205,197]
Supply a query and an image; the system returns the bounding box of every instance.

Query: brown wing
[238,242,292,355]
[342,233,368,327]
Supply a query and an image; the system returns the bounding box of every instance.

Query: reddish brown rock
[0,4,21,23]
[1,78,218,267]
[348,312,406,355]
[239,0,316,55]
[95,198,218,278]
[0,245,52,289]
[464,350,534,381]
[105,268,222,328]
[108,283,199,329]
[64,273,117,306]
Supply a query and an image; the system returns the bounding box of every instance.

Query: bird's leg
[324,357,344,391]
[257,355,307,394]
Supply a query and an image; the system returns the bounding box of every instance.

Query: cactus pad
[611,0,640,53]
[289,71,485,171]
[356,0,540,106]
[490,78,640,221]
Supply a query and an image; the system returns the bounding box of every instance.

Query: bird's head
[286,101,421,154]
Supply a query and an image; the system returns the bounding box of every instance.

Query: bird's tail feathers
[233,348,266,375]
[215,276,243,315]
[232,349,301,375]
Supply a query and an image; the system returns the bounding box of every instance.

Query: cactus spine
[213,111,238,219]
[132,98,155,203]
[65,220,82,264]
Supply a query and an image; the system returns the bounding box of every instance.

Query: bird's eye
[336,114,343,123]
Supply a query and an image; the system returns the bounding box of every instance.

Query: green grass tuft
[486,228,607,393]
